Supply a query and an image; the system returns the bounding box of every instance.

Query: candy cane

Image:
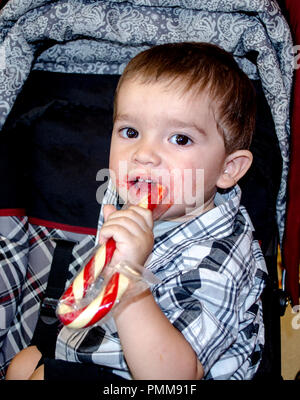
[57,184,167,329]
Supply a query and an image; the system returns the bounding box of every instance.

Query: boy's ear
[217,150,253,189]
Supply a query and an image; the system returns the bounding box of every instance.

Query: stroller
[0,0,295,380]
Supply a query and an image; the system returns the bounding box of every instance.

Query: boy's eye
[170,134,192,146]
[120,127,139,139]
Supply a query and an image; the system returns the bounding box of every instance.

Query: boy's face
[109,78,228,219]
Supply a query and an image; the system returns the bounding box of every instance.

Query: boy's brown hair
[114,42,256,154]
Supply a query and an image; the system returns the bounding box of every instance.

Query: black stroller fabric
[1,71,118,229]
[0,0,294,379]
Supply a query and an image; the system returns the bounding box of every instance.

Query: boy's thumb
[98,205,117,245]
[103,204,117,222]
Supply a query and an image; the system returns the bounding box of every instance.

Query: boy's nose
[132,140,161,166]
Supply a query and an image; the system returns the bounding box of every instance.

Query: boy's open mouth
[126,176,168,207]
[128,177,157,198]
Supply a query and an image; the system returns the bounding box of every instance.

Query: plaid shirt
[56,181,267,380]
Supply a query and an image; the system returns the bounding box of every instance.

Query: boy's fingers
[101,215,151,238]
[100,223,151,247]
[103,207,153,231]
[99,205,117,244]
[99,205,153,245]
[127,206,153,229]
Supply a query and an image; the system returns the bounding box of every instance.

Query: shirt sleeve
[153,265,240,376]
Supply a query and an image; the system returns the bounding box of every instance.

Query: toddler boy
[6,42,267,380]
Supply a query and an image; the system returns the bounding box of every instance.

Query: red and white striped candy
[57,184,167,329]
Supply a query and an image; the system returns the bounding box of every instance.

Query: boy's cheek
[109,159,129,194]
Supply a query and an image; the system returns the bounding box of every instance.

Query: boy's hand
[99,205,154,267]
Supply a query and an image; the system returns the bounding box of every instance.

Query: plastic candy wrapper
[56,252,160,329]
[56,183,171,330]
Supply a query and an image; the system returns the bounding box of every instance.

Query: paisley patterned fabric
[0,0,294,243]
